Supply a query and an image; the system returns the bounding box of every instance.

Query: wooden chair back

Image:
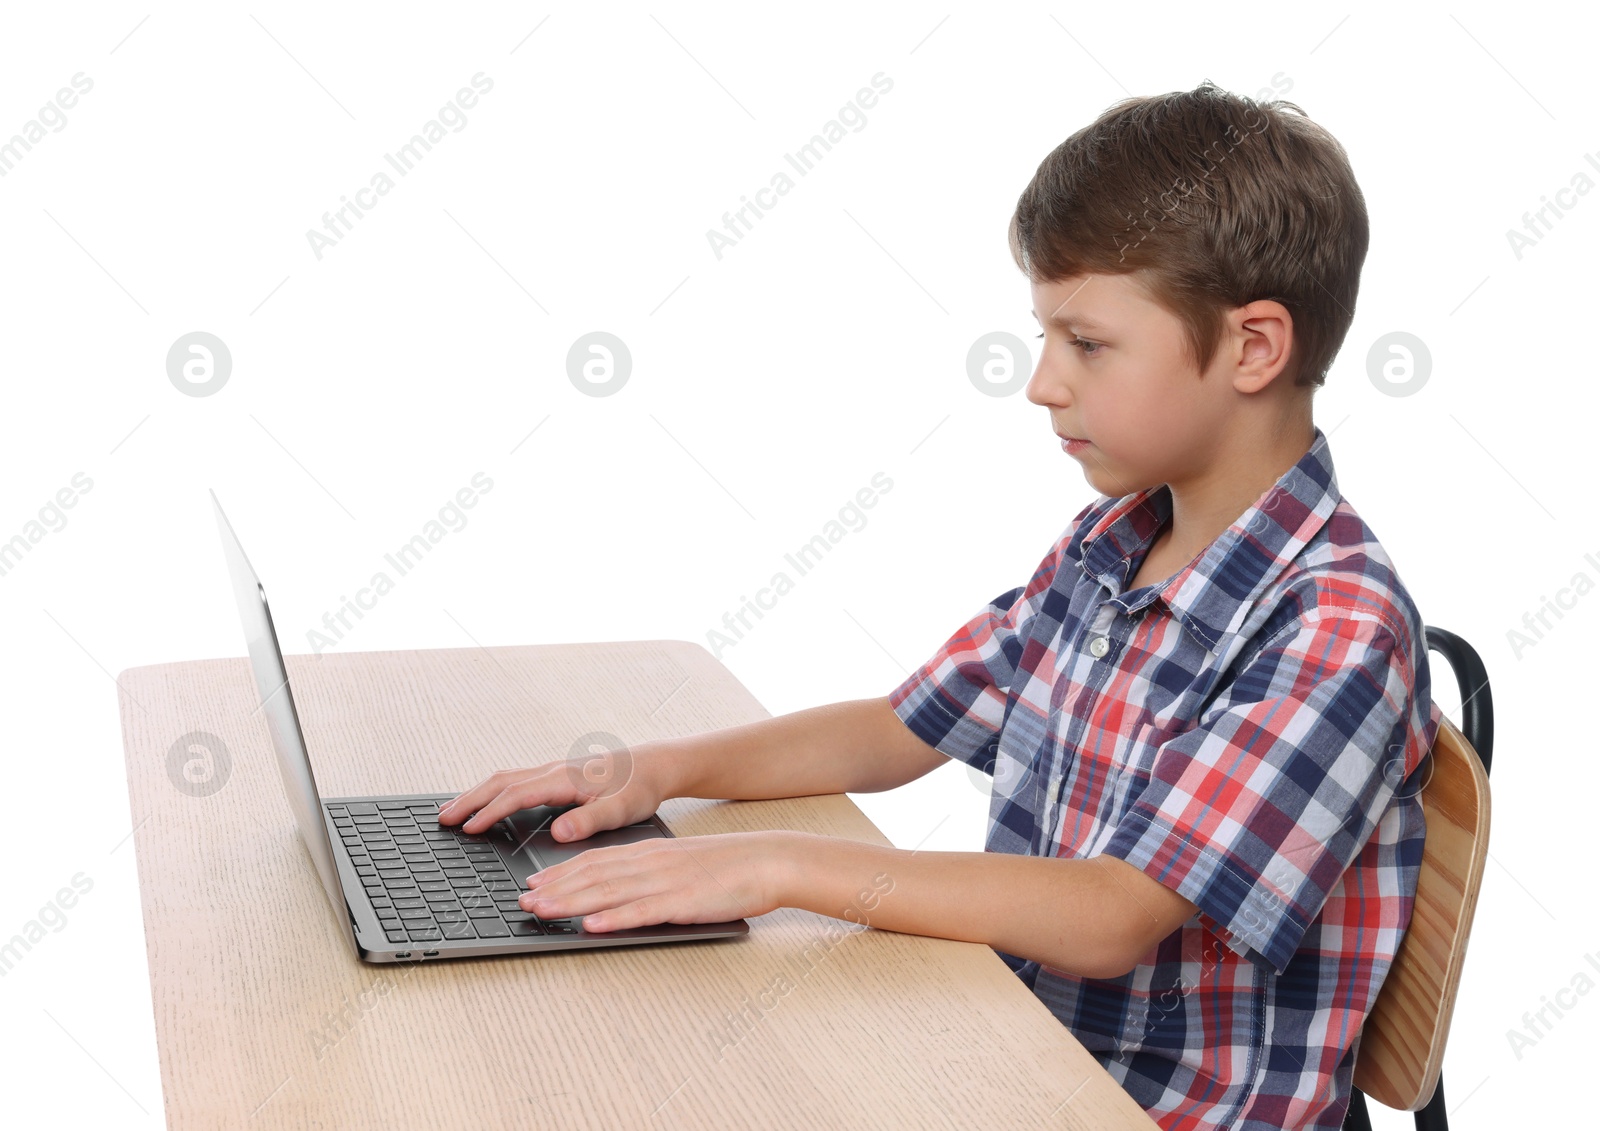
[1353,715,1491,1110]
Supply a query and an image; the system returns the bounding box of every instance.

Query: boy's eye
[1036,330,1102,357]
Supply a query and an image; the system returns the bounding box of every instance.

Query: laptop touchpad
[498,807,666,871]
[526,824,664,869]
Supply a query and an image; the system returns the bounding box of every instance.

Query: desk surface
[118,639,1156,1129]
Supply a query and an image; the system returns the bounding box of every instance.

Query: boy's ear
[1230,299,1295,394]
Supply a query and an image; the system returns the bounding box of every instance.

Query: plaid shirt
[889,429,1441,1130]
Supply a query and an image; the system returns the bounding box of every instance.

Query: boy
[441,80,1439,1130]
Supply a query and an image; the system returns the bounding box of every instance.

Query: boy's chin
[1078,459,1154,501]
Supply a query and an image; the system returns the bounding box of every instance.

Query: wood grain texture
[1353,715,1492,1110]
[118,639,1156,1130]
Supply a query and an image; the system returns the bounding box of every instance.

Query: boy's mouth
[1055,431,1090,454]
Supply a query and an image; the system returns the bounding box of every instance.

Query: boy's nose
[1024,360,1070,408]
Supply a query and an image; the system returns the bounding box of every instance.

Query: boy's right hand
[437,741,674,842]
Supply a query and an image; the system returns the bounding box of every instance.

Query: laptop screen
[211,491,352,938]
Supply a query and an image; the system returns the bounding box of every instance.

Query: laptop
[211,489,749,963]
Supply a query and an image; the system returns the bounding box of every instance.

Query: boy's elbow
[1073,857,1200,979]
[1030,911,1160,981]
[1077,922,1163,980]
[1071,942,1147,981]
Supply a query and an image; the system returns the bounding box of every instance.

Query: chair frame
[1343,626,1494,1131]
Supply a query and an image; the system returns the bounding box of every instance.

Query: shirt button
[1088,635,1110,658]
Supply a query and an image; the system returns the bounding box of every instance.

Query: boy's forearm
[649,697,947,802]
[771,831,1188,981]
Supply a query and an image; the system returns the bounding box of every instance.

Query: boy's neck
[1137,409,1316,587]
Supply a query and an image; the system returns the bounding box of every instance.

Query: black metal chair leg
[1414,1073,1448,1131]
[1342,1086,1373,1131]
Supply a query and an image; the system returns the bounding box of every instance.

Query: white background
[0,2,1593,1126]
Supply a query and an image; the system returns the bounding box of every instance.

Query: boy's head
[1011,81,1369,497]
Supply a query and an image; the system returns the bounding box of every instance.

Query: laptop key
[392,896,427,909]
[466,906,501,919]
[472,919,510,938]
[407,927,442,942]
[398,908,434,921]
[417,880,451,892]
[440,921,474,940]
[435,910,468,923]
[508,920,544,937]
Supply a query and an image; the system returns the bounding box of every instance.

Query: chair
[1343,626,1494,1131]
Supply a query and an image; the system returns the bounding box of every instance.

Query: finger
[438,770,524,825]
[458,781,565,833]
[442,768,578,831]
[523,870,643,923]
[577,896,676,934]
[547,792,635,841]
[520,846,628,895]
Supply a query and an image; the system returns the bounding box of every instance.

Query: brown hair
[1008,80,1368,388]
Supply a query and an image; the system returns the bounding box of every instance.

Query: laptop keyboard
[328,799,581,946]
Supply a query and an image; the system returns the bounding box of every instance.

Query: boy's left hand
[518,830,792,933]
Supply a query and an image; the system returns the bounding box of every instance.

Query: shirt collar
[1076,428,1342,653]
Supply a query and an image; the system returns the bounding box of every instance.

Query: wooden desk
[118,640,1156,1129]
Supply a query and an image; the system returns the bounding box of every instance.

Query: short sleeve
[1099,609,1430,974]
[888,521,1082,771]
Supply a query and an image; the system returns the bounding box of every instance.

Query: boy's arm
[643,694,1201,977]
[773,833,1199,981]
[444,697,949,840]
[516,698,1199,977]
[652,695,952,801]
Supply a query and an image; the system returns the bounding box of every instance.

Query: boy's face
[1026,272,1240,499]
